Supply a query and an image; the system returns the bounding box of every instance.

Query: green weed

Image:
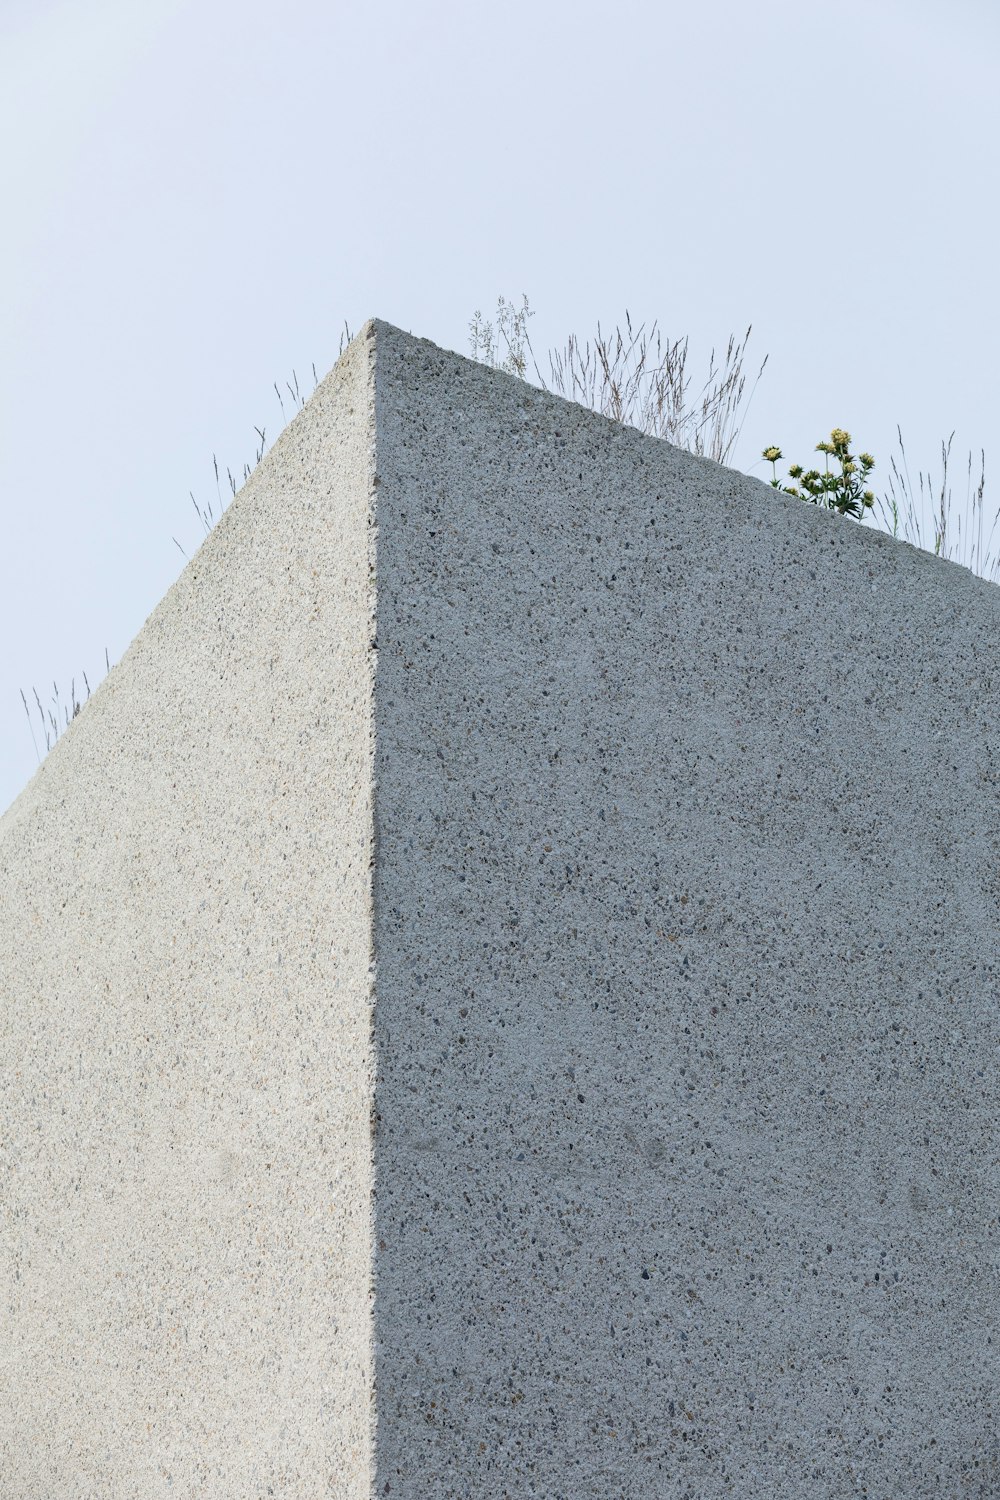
[763,430,876,519]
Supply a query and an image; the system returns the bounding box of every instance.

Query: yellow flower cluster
[762,429,877,519]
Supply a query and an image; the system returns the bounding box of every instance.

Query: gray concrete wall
[370,324,1000,1498]
[2,321,999,1498]
[1,327,378,1498]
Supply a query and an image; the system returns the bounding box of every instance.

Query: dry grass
[545,317,763,465]
[874,429,997,583]
[469,296,765,465]
[20,654,108,764]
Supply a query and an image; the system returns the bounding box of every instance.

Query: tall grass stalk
[470,296,766,466]
[546,317,764,465]
[873,429,996,583]
[20,674,94,763]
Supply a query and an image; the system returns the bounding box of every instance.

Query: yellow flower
[762,446,783,463]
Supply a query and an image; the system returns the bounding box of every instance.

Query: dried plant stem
[545,315,765,465]
[22,656,107,759]
[470,298,765,467]
[874,429,996,583]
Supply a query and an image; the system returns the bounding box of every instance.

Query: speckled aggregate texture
[370,324,1000,1498]
[1,327,379,1498]
[2,324,999,1500]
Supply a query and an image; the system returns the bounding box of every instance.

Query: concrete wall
[1,327,379,1498]
[2,321,999,1497]
[370,325,1000,1498]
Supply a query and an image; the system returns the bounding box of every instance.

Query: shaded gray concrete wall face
[0,330,378,1498]
[2,322,998,1499]
[370,324,1000,1498]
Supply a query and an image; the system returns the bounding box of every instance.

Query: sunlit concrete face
[0,326,380,1500]
[2,323,999,1499]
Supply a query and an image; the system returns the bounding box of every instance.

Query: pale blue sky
[2,0,998,812]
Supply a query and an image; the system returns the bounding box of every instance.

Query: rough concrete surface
[2,321,999,1498]
[1,327,379,1498]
